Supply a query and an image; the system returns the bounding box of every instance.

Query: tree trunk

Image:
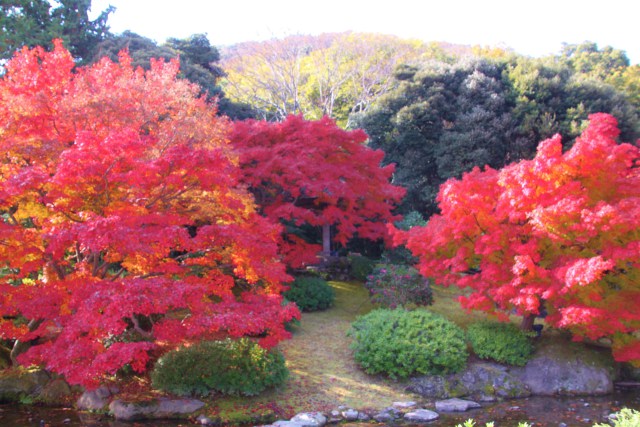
[10,318,42,365]
[322,224,331,256]
[520,313,536,331]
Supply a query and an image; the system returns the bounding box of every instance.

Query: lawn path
[275,280,418,412]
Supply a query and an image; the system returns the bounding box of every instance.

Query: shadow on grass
[204,281,521,423]
[204,281,417,421]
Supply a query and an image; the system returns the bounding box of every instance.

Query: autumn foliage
[398,113,640,363]
[232,115,405,267]
[0,41,299,387]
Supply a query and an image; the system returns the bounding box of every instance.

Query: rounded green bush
[348,308,468,379]
[151,338,288,396]
[283,276,335,312]
[467,321,534,366]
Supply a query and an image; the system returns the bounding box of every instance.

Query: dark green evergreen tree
[362,54,639,215]
[0,0,113,63]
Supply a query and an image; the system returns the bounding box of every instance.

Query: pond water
[1,389,639,427]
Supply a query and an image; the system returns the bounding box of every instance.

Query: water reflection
[1,390,639,427]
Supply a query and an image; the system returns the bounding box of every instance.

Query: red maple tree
[231,115,405,267]
[0,41,299,388]
[397,113,640,364]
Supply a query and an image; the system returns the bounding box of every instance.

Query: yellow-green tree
[221,32,441,126]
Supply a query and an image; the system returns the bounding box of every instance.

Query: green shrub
[467,321,534,366]
[283,276,335,312]
[348,254,376,281]
[594,408,640,427]
[365,264,433,309]
[348,308,468,379]
[151,338,288,396]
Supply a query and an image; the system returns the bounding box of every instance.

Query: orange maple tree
[397,113,640,363]
[232,115,405,267]
[0,41,299,387]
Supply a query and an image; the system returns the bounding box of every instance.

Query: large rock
[435,398,481,412]
[409,340,616,399]
[290,412,327,427]
[77,385,118,411]
[0,369,50,403]
[109,398,204,421]
[404,409,439,422]
[511,340,615,396]
[341,409,359,421]
[407,362,531,400]
[39,378,72,405]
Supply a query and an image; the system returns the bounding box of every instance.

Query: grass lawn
[203,280,419,423]
[202,280,507,424]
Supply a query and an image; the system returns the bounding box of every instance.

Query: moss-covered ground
[203,280,419,422]
[200,281,536,424]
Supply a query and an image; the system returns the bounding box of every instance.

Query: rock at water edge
[404,409,440,422]
[435,398,481,412]
[290,412,327,427]
[109,398,204,421]
[511,341,615,396]
[341,409,359,421]
[77,385,118,411]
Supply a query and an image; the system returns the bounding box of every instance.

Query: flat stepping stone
[404,409,440,422]
[435,398,481,412]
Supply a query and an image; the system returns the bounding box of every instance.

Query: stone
[327,410,342,423]
[0,369,50,403]
[393,401,417,409]
[407,362,530,400]
[76,385,118,411]
[341,409,359,421]
[373,411,395,423]
[407,374,449,398]
[404,409,440,422]
[384,406,403,417]
[272,421,307,427]
[435,398,481,412]
[197,414,214,425]
[39,378,72,405]
[109,398,204,421]
[356,412,370,421]
[290,412,327,427]
[511,341,614,396]
[372,407,401,422]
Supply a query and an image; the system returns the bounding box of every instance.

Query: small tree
[398,113,640,364]
[0,41,299,388]
[232,115,405,267]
